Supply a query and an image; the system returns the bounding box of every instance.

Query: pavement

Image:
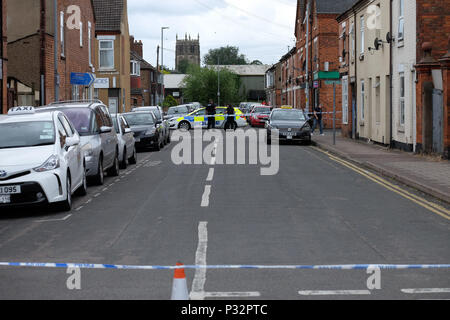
[0,128,449,300]
[312,130,450,205]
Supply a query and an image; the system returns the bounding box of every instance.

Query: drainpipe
[0,0,3,112]
[54,0,59,102]
[389,0,393,147]
[40,0,46,106]
[353,7,358,140]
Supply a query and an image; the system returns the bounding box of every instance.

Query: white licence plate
[0,195,11,204]
[0,185,21,195]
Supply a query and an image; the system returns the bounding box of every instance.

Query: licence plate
[0,195,11,204]
[0,185,21,195]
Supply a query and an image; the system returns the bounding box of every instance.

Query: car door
[215,108,226,128]
[191,108,206,128]
[120,116,133,158]
[59,114,83,188]
[100,106,117,167]
[94,107,113,168]
[56,116,78,192]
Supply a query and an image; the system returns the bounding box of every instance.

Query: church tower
[175,33,201,71]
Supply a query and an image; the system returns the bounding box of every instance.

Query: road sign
[70,72,95,86]
[325,80,341,85]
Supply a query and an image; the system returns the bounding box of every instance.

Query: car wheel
[107,152,120,177]
[179,121,191,131]
[75,167,88,196]
[59,174,72,212]
[167,134,171,144]
[92,158,104,186]
[120,148,128,169]
[129,147,137,165]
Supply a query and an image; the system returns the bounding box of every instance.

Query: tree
[177,59,194,74]
[162,95,178,108]
[250,60,263,65]
[203,46,248,65]
[182,66,241,106]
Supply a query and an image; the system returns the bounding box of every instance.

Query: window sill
[397,40,404,48]
[98,67,116,72]
[397,125,405,133]
[359,120,365,126]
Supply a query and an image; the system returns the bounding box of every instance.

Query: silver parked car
[132,106,170,145]
[111,114,137,169]
[37,101,120,185]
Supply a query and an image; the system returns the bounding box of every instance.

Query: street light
[161,27,169,104]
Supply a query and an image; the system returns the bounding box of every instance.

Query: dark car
[122,112,164,151]
[266,108,311,145]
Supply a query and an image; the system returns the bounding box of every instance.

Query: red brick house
[294,0,355,128]
[7,0,96,107]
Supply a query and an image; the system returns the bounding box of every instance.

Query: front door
[108,98,119,115]
[432,89,444,154]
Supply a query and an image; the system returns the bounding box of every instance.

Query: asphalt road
[0,128,449,300]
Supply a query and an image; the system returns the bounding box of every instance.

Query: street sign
[313,81,319,88]
[70,72,95,86]
[325,80,341,85]
[94,78,109,89]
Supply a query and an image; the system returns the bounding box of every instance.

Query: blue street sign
[70,72,95,86]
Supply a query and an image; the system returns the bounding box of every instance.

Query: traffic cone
[171,262,189,300]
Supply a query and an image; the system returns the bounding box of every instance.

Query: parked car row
[0,101,171,213]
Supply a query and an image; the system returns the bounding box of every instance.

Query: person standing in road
[224,104,236,130]
[206,99,216,129]
[311,103,324,136]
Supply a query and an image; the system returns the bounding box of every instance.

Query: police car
[0,107,87,211]
[174,107,247,130]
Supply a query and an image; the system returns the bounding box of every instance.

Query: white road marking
[402,288,450,294]
[298,290,372,296]
[190,222,208,300]
[94,193,101,198]
[203,292,261,298]
[35,214,72,223]
[206,168,215,182]
[102,188,108,192]
[75,206,83,212]
[201,185,211,207]
[85,199,92,204]
[210,156,216,165]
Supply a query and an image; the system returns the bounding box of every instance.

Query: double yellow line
[312,147,450,221]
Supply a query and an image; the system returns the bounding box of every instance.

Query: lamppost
[161,27,169,104]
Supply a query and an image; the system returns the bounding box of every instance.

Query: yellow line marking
[311,147,450,220]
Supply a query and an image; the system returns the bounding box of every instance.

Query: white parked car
[0,107,87,212]
[111,113,137,169]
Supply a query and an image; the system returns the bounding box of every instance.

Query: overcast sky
[128,0,297,69]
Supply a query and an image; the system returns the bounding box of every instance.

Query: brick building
[279,47,297,108]
[265,62,282,108]
[1,0,7,114]
[129,36,162,107]
[175,33,200,71]
[92,0,130,114]
[7,0,96,107]
[414,0,450,159]
[294,0,355,128]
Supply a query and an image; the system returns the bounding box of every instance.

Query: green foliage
[177,59,195,74]
[250,60,263,65]
[162,95,178,108]
[182,66,241,106]
[203,46,248,66]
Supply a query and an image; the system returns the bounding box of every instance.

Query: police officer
[224,104,236,130]
[206,99,216,129]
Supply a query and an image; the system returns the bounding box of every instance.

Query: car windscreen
[123,113,155,126]
[58,108,93,136]
[151,109,162,120]
[168,106,188,115]
[254,107,271,114]
[271,110,306,121]
[0,121,55,149]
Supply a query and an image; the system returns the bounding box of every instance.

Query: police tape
[174,112,342,120]
[1,262,449,271]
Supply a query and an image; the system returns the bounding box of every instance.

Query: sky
[128,0,298,70]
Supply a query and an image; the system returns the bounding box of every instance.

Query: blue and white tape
[0,262,449,271]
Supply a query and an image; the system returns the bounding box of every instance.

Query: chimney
[130,37,144,58]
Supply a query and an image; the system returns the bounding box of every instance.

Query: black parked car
[122,112,164,151]
[266,108,312,145]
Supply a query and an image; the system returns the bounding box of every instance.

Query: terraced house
[92,0,130,114]
[7,0,96,107]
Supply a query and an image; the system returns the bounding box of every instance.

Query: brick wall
[1,0,7,113]
[141,68,150,106]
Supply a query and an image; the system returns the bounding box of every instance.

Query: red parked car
[249,106,272,127]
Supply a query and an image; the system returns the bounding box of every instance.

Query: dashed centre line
[201,186,212,208]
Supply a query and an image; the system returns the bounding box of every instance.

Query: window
[79,22,83,47]
[360,16,365,55]
[60,12,65,57]
[131,61,141,76]
[350,22,355,59]
[59,115,75,137]
[361,80,365,120]
[342,76,349,124]
[99,40,114,69]
[399,72,405,125]
[88,22,92,65]
[398,0,405,41]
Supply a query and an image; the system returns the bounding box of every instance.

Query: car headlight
[146,128,156,135]
[33,155,60,172]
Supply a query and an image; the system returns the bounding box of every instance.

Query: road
[0,129,449,300]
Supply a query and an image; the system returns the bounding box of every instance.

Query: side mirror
[124,128,132,134]
[65,136,80,147]
[100,126,112,133]
[156,120,162,125]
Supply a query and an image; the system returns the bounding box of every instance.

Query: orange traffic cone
[171,262,189,300]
